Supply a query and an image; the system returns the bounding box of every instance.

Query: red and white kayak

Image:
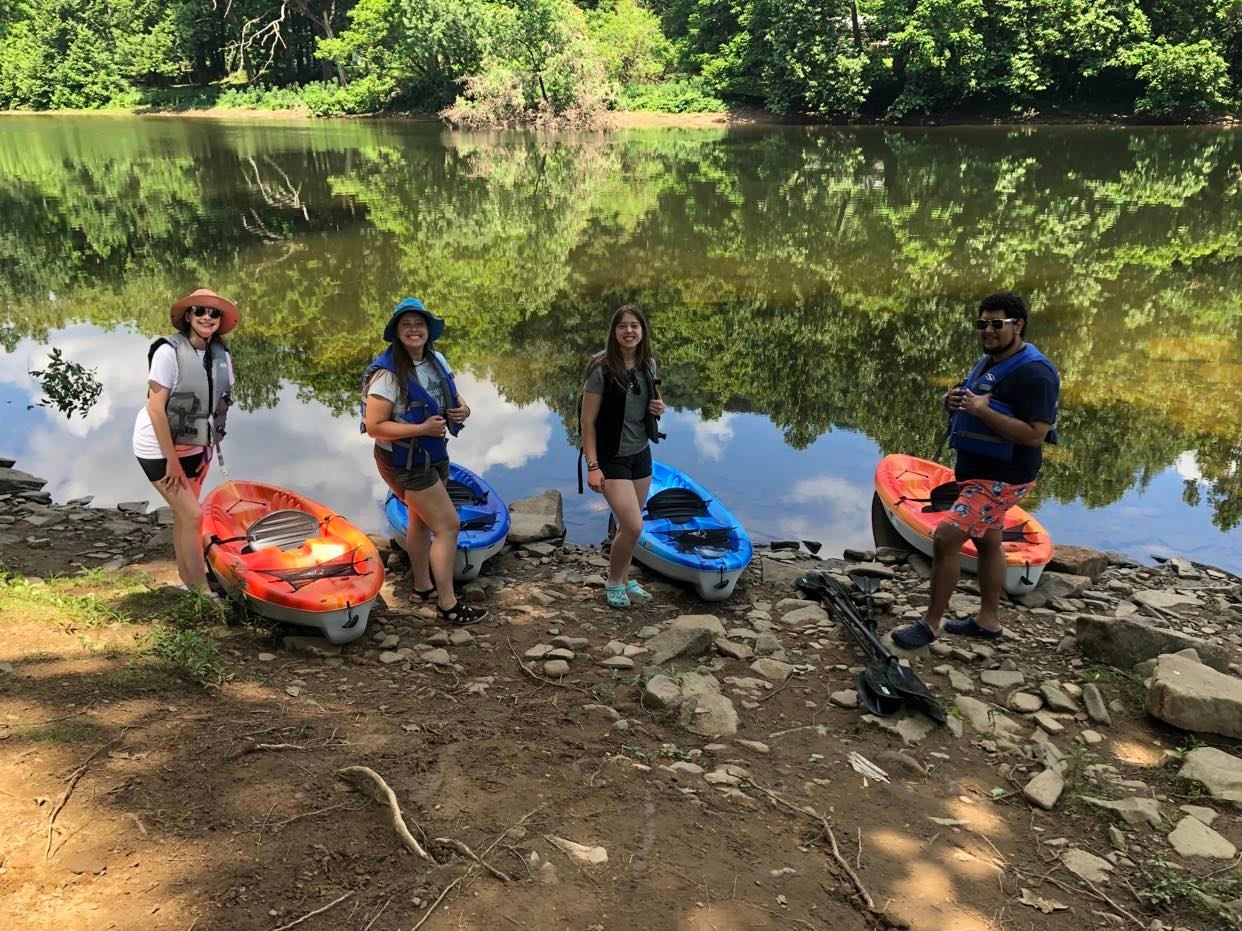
[873,454,1052,595]
[202,481,384,643]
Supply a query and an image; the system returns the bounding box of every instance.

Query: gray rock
[1061,848,1114,884]
[0,467,48,494]
[1082,683,1112,725]
[1013,571,1091,608]
[379,634,400,649]
[1167,816,1237,859]
[1179,747,1242,805]
[980,669,1024,689]
[1075,614,1231,673]
[1133,589,1203,610]
[378,651,404,665]
[1008,692,1043,713]
[643,675,683,711]
[780,603,830,626]
[551,636,589,650]
[1178,804,1219,826]
[1080,796,1165,829]
[1023,769,1065,810]
[116,500,149,514]
[715,638,754,661]
[1032,711,1065,734]
[1039,682,1078,713]
[749,658,794,682]
[1146,653,1242,739]
[947,669,974,693]
[954,696,1023,738]
[647,620,723,667]
[866,712,936,745]
[830,689,858,708]
[506,490,565,543]
[421,648,452,667]
[600,656,634,670]
[679,693,739,739]
[543,659,570,677]
[1047,545,1109,580]
[448,629,474,646]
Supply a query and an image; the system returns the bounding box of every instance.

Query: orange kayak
[873,454,1052,595]
[202,481,384,643]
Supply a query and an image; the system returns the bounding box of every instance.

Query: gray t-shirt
[366,352,454,452]
[584,360,656,457]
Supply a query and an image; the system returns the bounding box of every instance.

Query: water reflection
[0,117,1239,570]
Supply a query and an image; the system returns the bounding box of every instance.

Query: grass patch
[99,664,181,691]
[9,721,106,743]
[1081,664,1147,713]
[0,566,133,629]
[138,626,229,687]
[1136,857,1242,928]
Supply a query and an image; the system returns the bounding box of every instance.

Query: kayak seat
[447,479,486,507]
[645,488,709,523]
[659,526,735,552]
[247,509,319,552]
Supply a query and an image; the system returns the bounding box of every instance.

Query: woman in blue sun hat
[361,297,487,626]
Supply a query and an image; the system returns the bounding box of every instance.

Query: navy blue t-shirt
[954,354,1060,485]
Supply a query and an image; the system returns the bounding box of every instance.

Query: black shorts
[374,446,450,495]
[600,446,652,482]
[137,452,205,483]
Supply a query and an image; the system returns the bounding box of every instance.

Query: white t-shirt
[132,342,235,459]
[366,353,455,452]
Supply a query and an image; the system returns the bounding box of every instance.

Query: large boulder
[1047,545,1109,580]
[1075,614,1231,673]
[1146,653,1242,739]
[0,467,47,495]
[1013,571,1090,608]
[1179,747,1242,806]
[646,615,725,666]
[507,490,564,544]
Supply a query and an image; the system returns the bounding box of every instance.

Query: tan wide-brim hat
[170,288,239,335]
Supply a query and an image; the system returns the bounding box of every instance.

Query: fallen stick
[269,891,352,931]
[45,733,126,861]
[335,766,435,862]
[432,836,511,882]
[410,874,466,931]
[744,779,882,916]
[506,638,593,694]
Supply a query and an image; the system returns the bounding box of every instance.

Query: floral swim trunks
[944,479,1034,538]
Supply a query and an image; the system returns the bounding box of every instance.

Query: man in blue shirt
[892,292,1060,648]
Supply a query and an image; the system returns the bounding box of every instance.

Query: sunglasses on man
[191,306,223,319]
[974,317,1017,331]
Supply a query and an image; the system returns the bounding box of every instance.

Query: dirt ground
[0,520,1239,931]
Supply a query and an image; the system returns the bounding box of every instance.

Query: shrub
[1131,40,1232,118]
[617,76,725,112]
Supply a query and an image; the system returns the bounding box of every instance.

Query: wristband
[586,459,599,469]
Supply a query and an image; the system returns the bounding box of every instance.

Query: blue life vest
[948,343,1059,463]
[360,347,462,471]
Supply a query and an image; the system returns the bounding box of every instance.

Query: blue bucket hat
[383,297,445,343]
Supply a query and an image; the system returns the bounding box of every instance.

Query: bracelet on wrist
[586,459,599,469]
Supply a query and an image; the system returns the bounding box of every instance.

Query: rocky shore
[1,456,1240,931]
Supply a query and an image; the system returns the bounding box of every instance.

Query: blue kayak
[633,460,753,600]
[384,463,510,581]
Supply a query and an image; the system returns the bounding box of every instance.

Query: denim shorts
[600,446,652,482]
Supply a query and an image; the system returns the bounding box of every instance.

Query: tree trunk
[849,0,863,52]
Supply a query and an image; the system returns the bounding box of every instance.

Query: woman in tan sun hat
[132,288,238,592]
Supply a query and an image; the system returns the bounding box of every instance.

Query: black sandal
[437,601,488,627]
[412,586,437,603]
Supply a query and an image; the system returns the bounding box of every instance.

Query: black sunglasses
[191,306,222,319]
[628,370,641,395]
[974,317,1016,331]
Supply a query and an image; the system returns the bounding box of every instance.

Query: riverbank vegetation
[0,1,1238,123]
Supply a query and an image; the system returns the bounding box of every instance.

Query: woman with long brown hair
[580,304,666,608]
[362,297,487,626]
